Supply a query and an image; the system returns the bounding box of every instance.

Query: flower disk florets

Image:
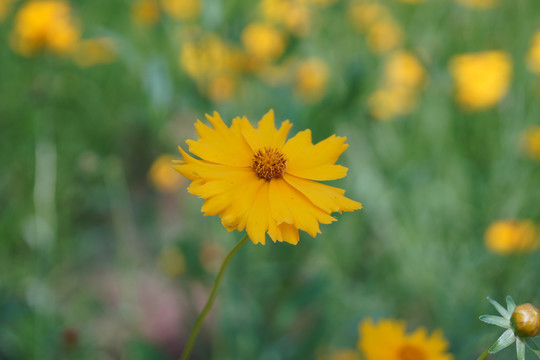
[252,147,287,180]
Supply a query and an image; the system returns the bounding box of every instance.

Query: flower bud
[511,303,540,337]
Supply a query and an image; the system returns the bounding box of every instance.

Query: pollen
[252,147,287,180]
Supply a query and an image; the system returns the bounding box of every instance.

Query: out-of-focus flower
[480,296,540,360]
[358,318,453,360]
[72,37,117,67]
[368,88,415,121]
[207,74,236,103]
[199,242,226,274]
[149,154,184,192]
[10,0,80,56]
[366,19,403,54]
[449,51,512,111]
[484,219,539,255]
[294,58,329,103]
[157,246,186,277]
[455,0,496,10]
[173,110,362,245]
[131,0,160,27]
[161,0,200,20]
[242,22,286,63]
[522,126,540,160]
[348,2,389,33]
[261,0,310,37]
[527,30,540,74]
[0,0,17,23]
[385,51,426,91]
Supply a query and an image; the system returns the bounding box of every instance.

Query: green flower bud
[511,303,540,338]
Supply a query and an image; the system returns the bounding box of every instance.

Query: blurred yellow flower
[173,110,362,245]
[522,126,540,160]
[348,2,389,33]
[455,0,496,9]
[385,51,426,91]
[358,318,453,360]
[10,0,80,56]
[161,0,200,20]
[261,0,311,37]
[294,58,329,103]
[449,51,512,111]
[366,19,403,54]
[149,154,184,192]
[207,74,236,103]
[485,220,539,255]
[527,30,540,74]
[157,247,186,277]
[242,23,286,63]
[72,37,117,67]
[131,0,160,27]
[368,88,415,121]
[0,0,17,23]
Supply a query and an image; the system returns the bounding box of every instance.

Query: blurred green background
[2,0,540,359]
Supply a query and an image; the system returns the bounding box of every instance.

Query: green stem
[476,348,490,360]
[179,234,249,360]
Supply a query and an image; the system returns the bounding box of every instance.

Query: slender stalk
[179,234,250,360]
[476,348,490,360]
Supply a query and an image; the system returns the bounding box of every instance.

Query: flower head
[173,110,362,245]
[358,318,453,360]
[522,126,540,161]
[484,219,539,255]
[480,296,540,360]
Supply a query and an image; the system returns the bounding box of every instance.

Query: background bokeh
[2,0,540,359]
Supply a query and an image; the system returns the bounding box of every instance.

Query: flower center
[398,345,426,360]
[252,147,287,181]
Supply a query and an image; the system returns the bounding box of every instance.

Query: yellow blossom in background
[485,219,539,254]
[173,110,362,245]
[72,37,117,67]
[449,51,512,111]
[358,318,454,360]
[157,247,186,277]
[242,23,286,63]
[366,19,403,54]
[207,74,236,103]
[161,0,200,20]
[294,58,329,103]
[455,0,496,9]
[148,155,184,192]
[384,51,426,91]
[522,126,540,160]
[131,0,160,27]
[348,2,389,33]
[368,88,415,121]
[261,0,311,36]
[10,0,80,56]
[0,0,17,23]
[526,30,540,74]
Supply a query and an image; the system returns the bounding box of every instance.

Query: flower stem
[179,234,249,360]
[476,348,490,360]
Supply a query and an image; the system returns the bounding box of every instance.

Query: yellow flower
[366,19,403,55]
[455,0,496,9]
[161,0,200,20]
[449,51,512,111]
[368,88,415,121]
[527,30,540,74]
[10,0,80,56]
[384,51,426,91]
[131,0,160,27]
[295,58,329,103]
[207,74,236,103]
[149,155,184,192]
[242,23,286,63]
[173,110,362,245]
[358,318,453,360]
[348,2,389,33]
[72,37,117,67]
[484,219,539,255]
[261,0,311,37]
[522,126,540,160]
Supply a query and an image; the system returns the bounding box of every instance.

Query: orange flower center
[398,345,426,360]
[252,147,287,180]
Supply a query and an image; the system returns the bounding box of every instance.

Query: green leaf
[480,315,510,328]
[525,339,540,358]
[507,296,517,315]
[489,328,516,353]
[517,338,526,360]
[488,296,510,319]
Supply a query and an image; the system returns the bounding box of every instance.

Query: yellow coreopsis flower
[161,0,200,20]
[358,318,454,360]
[149,155,184,192]
[384,51,426,91]
[366,19,403,55]
[10,0,80,56]
[173,110,362,245]
[242,23,286,63]
[522,126,540,160]
[484,219,539,255]
[449,51,512,111]
[261,0,311,37]
[131,0,160,27]
[294,58,329,103]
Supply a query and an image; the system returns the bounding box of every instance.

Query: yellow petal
[283,174,362,213]
[174,146,248,181]
[245,181,272,244]
[279,222,299,245]
[287,164,348,181]
[240,110,293,152]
